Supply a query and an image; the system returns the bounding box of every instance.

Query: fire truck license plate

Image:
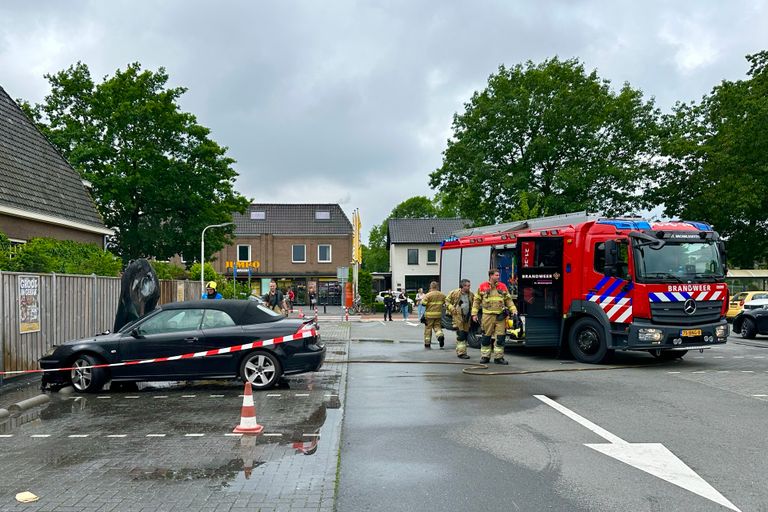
[681,329,702,337]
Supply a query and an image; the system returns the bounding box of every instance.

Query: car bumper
[623,319,729,350]
[39,358,68,387]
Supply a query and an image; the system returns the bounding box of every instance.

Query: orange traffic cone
[233,381,264,434]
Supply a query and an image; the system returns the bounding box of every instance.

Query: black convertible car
[733,299,768,339]
[40,300,325,393]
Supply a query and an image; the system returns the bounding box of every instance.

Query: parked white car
[375,291,414,306]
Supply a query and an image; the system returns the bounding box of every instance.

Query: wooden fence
[0,271,200,381]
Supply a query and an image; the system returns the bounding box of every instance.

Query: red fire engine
[439,212,730,363]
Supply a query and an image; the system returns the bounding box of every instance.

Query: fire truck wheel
[740,318,757,339]
[569,317,608,364]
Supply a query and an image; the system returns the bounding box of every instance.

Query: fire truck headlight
[715,325,729,339]
[639,328,664,343]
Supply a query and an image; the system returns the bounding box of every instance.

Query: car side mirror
[717,241,728,274]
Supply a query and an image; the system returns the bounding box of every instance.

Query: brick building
[0,85,111,247]
[210,204,353,305]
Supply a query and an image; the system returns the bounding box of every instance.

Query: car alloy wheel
[70,354,107,393]
[241,351,282,389]
[71,359,92,391]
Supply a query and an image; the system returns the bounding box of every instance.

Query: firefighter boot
[493,335,508,365]
[479,336,492,363]
[438,333,445,348]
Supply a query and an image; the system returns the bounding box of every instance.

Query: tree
[654,51,768,267]
[6,237,122,276]
[21,62,250,263]
[388,196,438,219]
[430,58,659,225]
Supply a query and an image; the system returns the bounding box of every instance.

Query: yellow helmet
[206,281,217,290]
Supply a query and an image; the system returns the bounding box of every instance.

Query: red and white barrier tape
[0,328,318,376]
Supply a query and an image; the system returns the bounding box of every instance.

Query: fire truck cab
[440,212,730,363]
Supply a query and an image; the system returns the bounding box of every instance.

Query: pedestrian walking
[308,284,318,312]
[202,281,223,299]
[382,290,394,321]
[398,289,409,321]
[445,279,474,359]
[416,288,425,320]
[421,281,446,348]
[287,287,295,312]
[472,269,516,365]
[263,279,286,314]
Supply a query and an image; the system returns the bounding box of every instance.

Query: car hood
[59,331,123,347]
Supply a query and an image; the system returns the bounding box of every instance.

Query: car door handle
[184,337,198,343]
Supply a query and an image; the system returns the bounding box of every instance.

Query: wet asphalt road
[338,321,768,512]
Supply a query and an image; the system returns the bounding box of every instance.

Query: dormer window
[315,211,330,220]
[251,211,266,220]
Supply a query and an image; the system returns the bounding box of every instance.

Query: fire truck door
[516,237,564,347]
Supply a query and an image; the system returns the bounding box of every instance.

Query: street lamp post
[201,222,235,296]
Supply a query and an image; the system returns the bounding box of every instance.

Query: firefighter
[472,269,516,364]
[202,281,223,300]
[445,279,474,359]
[422,281,446,349]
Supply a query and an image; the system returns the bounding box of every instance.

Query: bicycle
[350,296,371,315]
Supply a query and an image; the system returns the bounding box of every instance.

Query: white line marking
[754,356,765,359]
[182,395,196,398]
[30,434,50,438]
[97,396,111,399]
[209,394,224,398]
[667,372,681,374]
[303,433,320,437]
[741,371,755,373]
[68,434,89,438]
[718,371,730,373]
[0,434,13,438]
[295,393,310,397]
[106,434,127,438]
[534,395,626,444]
[713,356,724,359]
[185,433,204,437]
[146,434,166,437]
[752,394,768,397]
[379,321,386,326]
[153,396,168,399]
[691,371,706,374]
[535,395,741,511]
[124,396,139,399]
[267,393,281,397]
[733,356,744,359]
[324,394,338,397]
[224,433,243,437]
[263,433,282,437]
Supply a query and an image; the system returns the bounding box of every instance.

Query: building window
[315,211,331,220]
[292,244,306,263]
[237,244,251,262]
[251,211,265,220]
[407,248,419,265]
[318,244,332,263]
[427,249,437,264]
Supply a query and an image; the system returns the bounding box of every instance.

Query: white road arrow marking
[534,395,740,512]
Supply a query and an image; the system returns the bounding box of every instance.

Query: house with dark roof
[210,204,353,305]
[0,85,112,246]
[387,218,471,292]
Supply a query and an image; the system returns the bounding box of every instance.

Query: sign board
[337,267,349,280]
[18,275,40,334]
[226,260,261,269]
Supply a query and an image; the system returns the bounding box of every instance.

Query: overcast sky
[1,1,766,241]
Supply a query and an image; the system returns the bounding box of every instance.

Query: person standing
[472,269,516,365]
[398,289,409,321]
[382,289,394,321]
[445,279,474,359]
[421,281,446,348]
[287,287,295,312]
[415,288,426,320]
[308,284,318,312]
[263,279,285,314]
[202,281,223,300]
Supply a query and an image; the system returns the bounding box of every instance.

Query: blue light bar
[597,219,653,231]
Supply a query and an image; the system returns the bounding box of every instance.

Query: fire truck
[439,212,730,363]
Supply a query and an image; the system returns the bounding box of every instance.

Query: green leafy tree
[149,260,188,280]
[430,58,659,225]
[21,62,250,263]
[654,51,768,267]
[0,231,11,270]
[9,238,121,276]
[388,196,439,219]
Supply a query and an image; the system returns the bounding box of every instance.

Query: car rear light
[739,300,745,307]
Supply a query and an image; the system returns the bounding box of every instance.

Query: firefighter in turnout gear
[472,269,516,364]
[422,281,446,349]
[445,279,474,359]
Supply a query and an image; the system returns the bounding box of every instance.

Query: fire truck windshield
[633,240,725,283]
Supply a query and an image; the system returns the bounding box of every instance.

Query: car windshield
[633,240,725,282]
[117,309,160,333]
